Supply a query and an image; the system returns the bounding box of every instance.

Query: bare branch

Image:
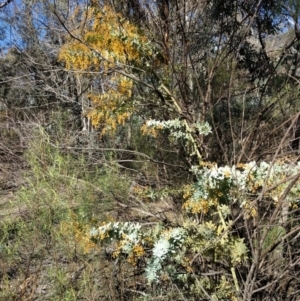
[0,0,13,9]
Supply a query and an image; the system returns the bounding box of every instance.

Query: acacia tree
[58,0,300,166]
[56,1,300,300]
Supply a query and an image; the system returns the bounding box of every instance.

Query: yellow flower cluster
[87,90,132,135]
[140,119,166,138]
[182,184,219,214]
[127,244,146,265]
[236,162,246,169]
[117,77,133,98]
[131,185,151,202]
[200,161,217,169]
[181,256,193,273]
[247,173,264,193]
[182,184,193,200]
[59,4,149,133]
[59,5,148,70]
[243,201,258,219]
[182,198,210,214]
[140,123,160,137]
[60,219,99,254]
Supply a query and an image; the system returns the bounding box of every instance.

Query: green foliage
[2,1,300,300]
[79,156,300,299]
[0,124,133,300]
[2,124,291,299]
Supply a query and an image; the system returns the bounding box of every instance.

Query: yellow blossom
[205,221,217,231]
[59,4,150,134]
[181,257,193,273]
[127,244,145,265]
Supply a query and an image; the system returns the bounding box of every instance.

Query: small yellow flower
[181,257,193,273]
[133,244,145,257]
[205,221,217,231]
[224,170,231,178]
[236,163,245,169]
[141,124,159,137]
[291,203,298,210]
[127,244,145,265]
[113,247,121,259]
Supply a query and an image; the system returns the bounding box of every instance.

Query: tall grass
[0,125,131,300]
